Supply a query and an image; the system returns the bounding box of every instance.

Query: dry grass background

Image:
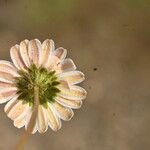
[0,0,150,150]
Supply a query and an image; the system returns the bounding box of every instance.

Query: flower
[0,39,86,134]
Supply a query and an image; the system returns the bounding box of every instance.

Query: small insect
[0,39,87,134]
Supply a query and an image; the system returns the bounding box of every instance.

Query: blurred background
[0,0,150,149]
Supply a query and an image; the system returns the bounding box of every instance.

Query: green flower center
[15,64,60,108]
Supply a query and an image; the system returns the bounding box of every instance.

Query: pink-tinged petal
[32,121,38,134]
[20,39,31,67]
[4,95,18,113]
[0,71,15,83]
[58,80,70,89]
[28,39,41,67]
[0,82,13,88]
[56,58,76,73]
[25,107,38,134]
[52,101,74,121]
[45,55,60,71]
[45,47,67,70]
[13,105,30,128]
[14,115,26,128]
[58,85,87,101]
[58,71,85,85]
[56,96,82,109]
[0,60,20,77]
[37,105,48,133]
[10,45,26,70]
[54,47,67,61]
[46,102,61,131]
[7,101,28,120]
[40,39,54,67]
[0,87,17,104]
[0,60,15,68]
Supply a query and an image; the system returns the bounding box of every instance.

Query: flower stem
[15,86,39,150]
[27,85,39,133]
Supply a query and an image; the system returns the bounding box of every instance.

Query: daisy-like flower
[0,39,86,134]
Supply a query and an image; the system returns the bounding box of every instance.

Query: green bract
[15,64,60,108]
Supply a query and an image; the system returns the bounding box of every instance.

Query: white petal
[14,115,26,128]
[45,47,67,70]
[4,95,18,113]
[56,96,82,109]
[0,82,13,88]
[58,80,70,89]
[10,45,26,70]
[46,102,61,131]
[0,60,19,77]
[55,58,76,73]
[32,121,38,134]
[58,71,85,85]
[0,87,17,104]
[28,39,41,67]
[37,105,48,133]
[54,47,67,61]
[59,85,87,101]
[45,55,60,70]
[14,104,29,128]
[20,40,31,67]
[40,39,54,67]
[7,100,28,120]
[52,101,74,121]
[0,71,15,83]
[0,60,16,68]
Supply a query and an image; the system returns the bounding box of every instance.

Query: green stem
[15,86,39,150]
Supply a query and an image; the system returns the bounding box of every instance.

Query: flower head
[0,39,86,134]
